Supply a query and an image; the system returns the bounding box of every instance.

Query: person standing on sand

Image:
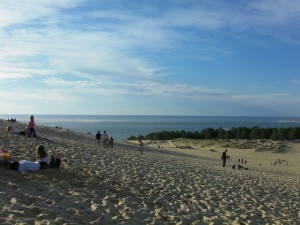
[139,139,144,155]
[27,115,37,137]
[221,149,227,167]
[95,131,101,146]
[102,131,108,147]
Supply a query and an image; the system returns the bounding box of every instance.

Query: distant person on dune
[221,149,227,167]
[139,139,144,155]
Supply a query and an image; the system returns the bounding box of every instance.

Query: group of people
[6,115,37,137]
[95,131,114,148]
[232,163,249,170]
[95,131,144,155]
[271,158,288,165]
[221,149,249,170]
[238,158,248,164]
[2,115,65,172]
[1,145,63,172]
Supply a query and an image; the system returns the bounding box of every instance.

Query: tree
[289,127,300,140]
[202,128,217,139]
[249,127,262,139]
[278,128,288,140]
[217,128,226,139]
[270,129,279,140]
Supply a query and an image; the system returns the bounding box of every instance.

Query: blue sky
[1,0,300,116]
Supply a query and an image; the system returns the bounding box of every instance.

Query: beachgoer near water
[96,131,101,146]
[109,137,114,149]
[102,131,109,147]
[27,115,37,137]
[221,149,227,167]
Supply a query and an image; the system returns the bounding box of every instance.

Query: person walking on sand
[139,139,144,155]
[221,149,227,167]
[27,115,37,137]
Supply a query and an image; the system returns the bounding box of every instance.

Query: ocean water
[1,115,300,141]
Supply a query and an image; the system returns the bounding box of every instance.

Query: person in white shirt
[10,160,41,172]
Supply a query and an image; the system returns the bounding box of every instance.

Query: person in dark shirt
[221,149,227,167]
[95,131,101,146]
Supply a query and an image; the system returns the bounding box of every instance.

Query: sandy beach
[1,119,300,225]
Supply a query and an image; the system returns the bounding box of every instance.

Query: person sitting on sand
[36,145,49,163]
[237,164,249,170]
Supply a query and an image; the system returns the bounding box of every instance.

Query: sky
[1,0,300,116]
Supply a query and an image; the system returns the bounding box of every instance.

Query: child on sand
[27,115,37,137]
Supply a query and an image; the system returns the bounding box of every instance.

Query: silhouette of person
[95,131,101,146]
[222,149,227,167]
[139,139,144,155]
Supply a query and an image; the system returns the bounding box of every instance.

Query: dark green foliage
[128,126,300,141]
[127,135,138,140]
[289,127,300,139]
[217,127,226,139]
[270,129,279,140]
[249,126,262,139]
[202,128,217,139]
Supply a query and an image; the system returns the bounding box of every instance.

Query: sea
[1,115,300,141]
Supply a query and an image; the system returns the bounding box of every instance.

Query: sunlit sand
[1,120,299,224]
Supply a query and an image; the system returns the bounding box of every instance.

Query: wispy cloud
[43,77,99,88]
[291,80,300,84]
[1,0,300,82]
[1,0,300,115]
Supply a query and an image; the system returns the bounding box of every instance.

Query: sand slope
[1,120,300,224]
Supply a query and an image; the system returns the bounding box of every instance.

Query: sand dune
[1,120,300,224]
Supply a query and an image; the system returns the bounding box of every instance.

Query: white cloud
[0,0,85,29]
[1,0,300,115]
[43,77,99,88]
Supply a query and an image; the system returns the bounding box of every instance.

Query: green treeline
[127,126,300,141]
